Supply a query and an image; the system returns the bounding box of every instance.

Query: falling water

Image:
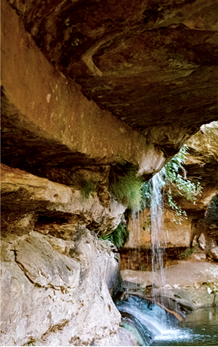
[116,169,218,345]
[150,168,168,302]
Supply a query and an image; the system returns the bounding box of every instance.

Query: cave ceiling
[8,0,218,133]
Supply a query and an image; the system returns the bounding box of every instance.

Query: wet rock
[117,327,138,346]
[125,208,192,249]
[121,260,218,310]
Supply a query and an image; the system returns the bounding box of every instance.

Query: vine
[141,145,202,224]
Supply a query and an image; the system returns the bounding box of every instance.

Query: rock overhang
[7,0,218,133]
[2,0,218,183]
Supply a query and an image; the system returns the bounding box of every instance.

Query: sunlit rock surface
[121,260,218,309]
[1,229,123,346]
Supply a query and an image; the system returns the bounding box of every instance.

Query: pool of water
[151,307,218,346]
[115,295,218,346]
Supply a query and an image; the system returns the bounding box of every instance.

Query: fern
[99,223,129,248]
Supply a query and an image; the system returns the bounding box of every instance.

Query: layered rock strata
[1,0,218,345]
[7,0,218,155]
[2,0,166,183]
[1,164,125,346]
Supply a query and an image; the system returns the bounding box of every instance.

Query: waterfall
[150,168,167,302]
[116,169,218,346]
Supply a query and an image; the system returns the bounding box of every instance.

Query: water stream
[116,170,218,345]
[150,169,167,303]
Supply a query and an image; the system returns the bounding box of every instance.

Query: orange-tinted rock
[125,208,192,249]
[7,0,218,152]
[2,0,167,182]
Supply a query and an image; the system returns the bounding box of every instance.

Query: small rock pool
[115,295,218,346]
[151,307,218,346]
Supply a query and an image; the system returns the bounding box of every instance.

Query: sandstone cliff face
[7,0,218,156]
[1,0,218,345]
[1,164,127,346]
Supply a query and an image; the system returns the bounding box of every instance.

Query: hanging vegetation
[99,222,129,248]
[141,145,202,224]
[109,168,143,211]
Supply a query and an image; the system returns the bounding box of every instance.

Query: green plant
[141,181,151,210]
[99,223,129,248]
[80,180,95,199]
[164,145,202,223]
[140,145,202,224]
[109,170,143,211]
[179,243,199,259]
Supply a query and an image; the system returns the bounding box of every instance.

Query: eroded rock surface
[121,121,218,269]
[124,208,192,249]
[7,0,218,155]
[1,229,122,346]
[1,163,125,237]
[2,0,166,183]
[1,0,218,345]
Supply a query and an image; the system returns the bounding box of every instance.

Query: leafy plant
[109,169,143,211]
[140,145,202,224]
[99,223,129,248]
[81,180,95,199]
[163,145,202,223]
[179,243,199,259]
[141,181,151,210]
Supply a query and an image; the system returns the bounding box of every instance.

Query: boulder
[208,247,218,261]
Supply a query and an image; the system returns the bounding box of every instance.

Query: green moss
[109,169,143,211]
[80,180,95,199]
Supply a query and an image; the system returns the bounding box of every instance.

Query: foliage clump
[99,223,129,248]
[163,145,202,223]
[179,243,199,259]
[81,180,95,199]
[141,145,202,224]
[109,169,143,211]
